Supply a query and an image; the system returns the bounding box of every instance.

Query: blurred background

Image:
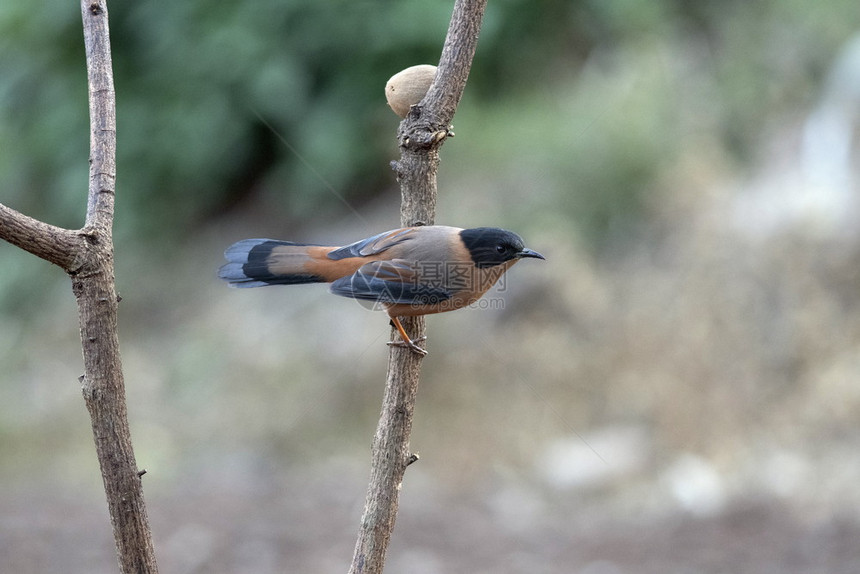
[2,0,860,572]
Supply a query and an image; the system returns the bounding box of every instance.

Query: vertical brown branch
[349,1,488,573]
[78,2,159,572]
[83,0,118,230]
[1,2,159,572]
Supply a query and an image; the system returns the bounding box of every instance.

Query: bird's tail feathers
[218,239,328,287]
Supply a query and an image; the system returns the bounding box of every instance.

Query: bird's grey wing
[326,228,416,260]
[329,259,452,305]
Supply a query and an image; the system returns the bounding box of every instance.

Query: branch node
[406,105,423,120]
[137,469,147,478]
[399,123,451,153]
[406,453,420,467]
[89,2,102,15]
[79,227,99,245]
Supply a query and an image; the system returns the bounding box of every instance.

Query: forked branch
[0,2,158,572]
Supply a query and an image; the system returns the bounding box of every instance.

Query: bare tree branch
[0,2,159,572]
[349,1,488,573]
[76,2,158,572]
[82,0,117,231]
[0,203,82,269]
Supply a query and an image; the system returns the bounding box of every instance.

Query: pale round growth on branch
[385,65,437,117]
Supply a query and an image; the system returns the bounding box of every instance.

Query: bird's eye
[496,244,506,254]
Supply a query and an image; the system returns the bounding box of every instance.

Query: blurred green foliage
[2,0,858,236]
[1,0,859,286]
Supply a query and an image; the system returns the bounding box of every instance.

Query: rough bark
[0,1,158,572]
[349,1,489,573]
[0,203,82,270]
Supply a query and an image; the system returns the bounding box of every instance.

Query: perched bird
[218,226,544,355]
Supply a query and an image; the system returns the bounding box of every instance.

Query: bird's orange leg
[387,316,427,356]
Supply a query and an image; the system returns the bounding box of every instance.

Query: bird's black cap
[459,227,545,268]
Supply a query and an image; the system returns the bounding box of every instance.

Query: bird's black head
[459,227,545,268]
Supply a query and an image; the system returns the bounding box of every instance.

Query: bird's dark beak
[518,248,545,260]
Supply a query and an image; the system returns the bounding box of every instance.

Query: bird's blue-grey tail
[218,239,326,288]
